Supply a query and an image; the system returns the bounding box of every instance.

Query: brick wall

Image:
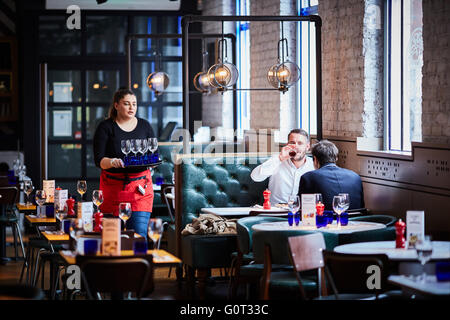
[201,0,236,131]
[422,0,450,145]
[320,0,366,138]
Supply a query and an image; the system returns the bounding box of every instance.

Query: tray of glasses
[123,160,164,170]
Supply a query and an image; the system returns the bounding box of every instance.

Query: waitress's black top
[93,117,155,173]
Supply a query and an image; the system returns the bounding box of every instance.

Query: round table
[334,241,450,261]
[250,221,387,265]
[251,220,386,234]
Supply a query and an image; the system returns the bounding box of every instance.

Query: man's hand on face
[279,144,297,162]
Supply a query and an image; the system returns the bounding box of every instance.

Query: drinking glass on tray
[415,235,433,282]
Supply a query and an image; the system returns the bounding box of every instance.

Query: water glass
[84,239,99,256]
[288,212,294,226]
[415,235,433,282]
[133,240,148,255]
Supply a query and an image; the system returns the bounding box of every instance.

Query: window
[236,0,251,139]
[42,14,182,195]
[385,0,423,151]
[297,0,319,136]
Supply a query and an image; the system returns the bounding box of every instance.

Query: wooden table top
[42,231,69,242]
[25,215,56,224]
[16,203,37,211]
[60,249,182,266]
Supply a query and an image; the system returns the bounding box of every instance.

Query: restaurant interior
[0,0,449,306]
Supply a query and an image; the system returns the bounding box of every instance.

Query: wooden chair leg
[197,268,209,300]
[260,244,272,300]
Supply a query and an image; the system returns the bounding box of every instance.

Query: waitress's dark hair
[108,87,136,120]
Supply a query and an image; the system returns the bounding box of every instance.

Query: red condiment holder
[316,201,325,216]
[395,219,406,249]
[263,189,271,210]
[66,197,75,217]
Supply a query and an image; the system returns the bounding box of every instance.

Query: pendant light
[193,39,213,94]
[267,21,300,93]
[207,21,239,93]
[146,39,170,96]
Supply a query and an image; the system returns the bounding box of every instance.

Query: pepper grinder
[263,189,271,210]
[395,219,406,249]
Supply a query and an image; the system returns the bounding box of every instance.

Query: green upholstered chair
[169,152,272,299]
[230,216,288,299]
[349,214,398,227]
[252,227,339,300]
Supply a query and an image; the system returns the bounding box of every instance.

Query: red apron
[99,169,154,216]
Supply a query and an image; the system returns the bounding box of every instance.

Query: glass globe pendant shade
[193,71,212,94]
[207,61,239,90]
[146,71,170,96]
[267,61,300,92]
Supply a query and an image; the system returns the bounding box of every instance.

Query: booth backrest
[152,142,244,210]
[173,152,274,257]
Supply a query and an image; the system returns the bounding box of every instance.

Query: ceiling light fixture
[146,40,170,96]
[267,21,300,93]
[193,39,213,94]
[207,21,238,93]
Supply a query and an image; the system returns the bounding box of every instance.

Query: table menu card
[43,180,55,203]
[406,210,425,248]
[77,201,94,232]
[54,189,68,212]
[301,194,316,226]
[102,218,121,256]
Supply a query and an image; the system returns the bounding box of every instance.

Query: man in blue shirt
[298,140,365,211]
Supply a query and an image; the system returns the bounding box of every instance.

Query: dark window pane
[86,16,127,55]
[162,106,182,132]
[39,16,81,56]
[48,144,82,178]
[136,105,158,134]
[133,16,181,57]
[86,144,101,179]
[47,106,82,140]
[48,70,81,103]
[86,106,109,140]
[86,70,120,103]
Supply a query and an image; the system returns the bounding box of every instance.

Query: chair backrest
[288,233,326,272]
[236,216,287,254]
[0,186,18,206]
[76,255,154,299]
[323,250,389,295]
[161,184,175,223]
[349,214,398,227]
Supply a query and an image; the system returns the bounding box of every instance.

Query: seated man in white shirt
[250,129,315,205]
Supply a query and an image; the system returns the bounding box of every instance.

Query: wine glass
[332,195,345,228]
[35,190,46,218]
[120,140,131,165]
[77,180,87,201]
[338,193,350,211]
[148,137,158,153]
[130,139,139,165]
[288,195,301,226]
[24,180,34,206]
[119,202,132,231]
[140,138,149,164]
[415,235,433,282]
[55,210,67,235]
[92,190,104,213]
[148,218,163,258]
[69,218,84,253]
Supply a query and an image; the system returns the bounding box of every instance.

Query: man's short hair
[311,140,339,167]
[288,129,310,142]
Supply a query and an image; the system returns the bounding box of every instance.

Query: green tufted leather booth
[151,142,244,222]
[170,152,274,298]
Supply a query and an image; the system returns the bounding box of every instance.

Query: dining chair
[287,233,328,300]
[0,283,45,300]
[349,214,398,227]
[0,186,26,262]
[76,255,154,300]
[229,216,288,299]
[321,250,393,300]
